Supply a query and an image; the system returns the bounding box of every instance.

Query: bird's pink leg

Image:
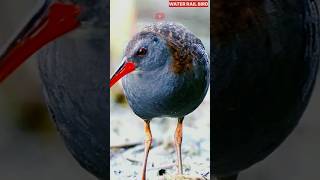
[174,117,184,174]
[141,120,152,180]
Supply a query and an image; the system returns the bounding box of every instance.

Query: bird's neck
[138,60,175,80]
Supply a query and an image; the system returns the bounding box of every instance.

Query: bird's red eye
[136,47,148,57]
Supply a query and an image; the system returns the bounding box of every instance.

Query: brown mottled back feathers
[142,22,206,73]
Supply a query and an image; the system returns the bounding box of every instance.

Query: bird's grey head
[124,31,169,72]
[110,22,204,87]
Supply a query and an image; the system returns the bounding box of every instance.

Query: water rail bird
[0,0,109,179]
[110,22,210,180]
[212,0,320,179]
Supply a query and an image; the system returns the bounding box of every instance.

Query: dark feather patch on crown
[141,22,205,74]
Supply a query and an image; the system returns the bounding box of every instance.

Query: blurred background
[110,0,210,179]
[0,0,320,180]
[0,0,95,179]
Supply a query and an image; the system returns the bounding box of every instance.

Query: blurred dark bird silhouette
[0,0,108,179]
[110,22,209,180]
[212,0,320,179]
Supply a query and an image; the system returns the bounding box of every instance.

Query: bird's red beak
[110,57,136,88]
[0,2,81,83]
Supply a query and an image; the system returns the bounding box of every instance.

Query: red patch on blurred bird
[154,12,166,21]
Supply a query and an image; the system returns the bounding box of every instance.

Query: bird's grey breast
[37,26,109,179]
[122,47,209,120]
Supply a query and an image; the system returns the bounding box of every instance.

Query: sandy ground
[110,90,210,180]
